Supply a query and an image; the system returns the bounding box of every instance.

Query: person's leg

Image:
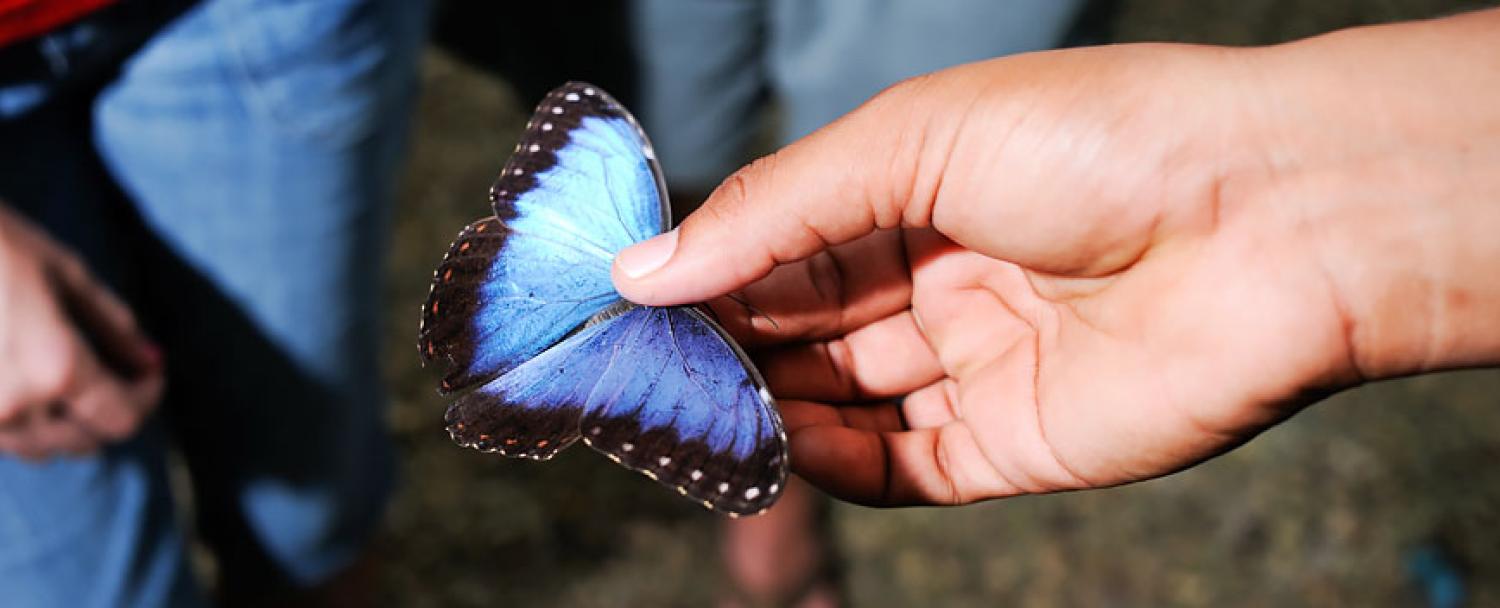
[0,76,203,608]
[0,424,198,608]
[768,0,1087,142]
[90,0,427,598]
[630,0,768,216]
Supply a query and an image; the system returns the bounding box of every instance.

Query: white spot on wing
[690,470,703,481]
[717,482,729,494]
[621,442,634,452]
[658,456,671,467]
[744,487,761,500]
[564,92,580,102]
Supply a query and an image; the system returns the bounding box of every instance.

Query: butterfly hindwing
[444,317,624,460]
[445,305,787,515]
[579,306,788,515]
[419,82,669,392]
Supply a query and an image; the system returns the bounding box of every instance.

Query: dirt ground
[379,2,1500,605]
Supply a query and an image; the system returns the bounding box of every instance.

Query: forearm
[1254,8,1500,379]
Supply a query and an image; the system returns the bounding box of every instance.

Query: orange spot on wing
[443,268,453,281]
[536,440,549,448]
[458,241,471,253]
[476,223,488,232]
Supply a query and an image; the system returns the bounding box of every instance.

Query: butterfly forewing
[419,82,666,392]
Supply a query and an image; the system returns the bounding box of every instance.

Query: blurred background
[381,1,1500,606]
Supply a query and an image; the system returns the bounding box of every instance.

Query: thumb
[611,79,950,306]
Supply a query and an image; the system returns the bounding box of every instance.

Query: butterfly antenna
[702,303,724,324]
[727,293,780,330]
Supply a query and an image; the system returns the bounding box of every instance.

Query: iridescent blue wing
[580,306,788,515]
[445,305,789,515]
[419,82,669,392]
[443,311,621,461]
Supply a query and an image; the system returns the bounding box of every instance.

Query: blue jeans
[632,0,1087,191]
[0,0,426,605]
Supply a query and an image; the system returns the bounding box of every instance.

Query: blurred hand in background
[614,9,1500,506]
[0,204,162,460]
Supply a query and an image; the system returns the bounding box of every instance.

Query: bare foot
[720,479,842,608]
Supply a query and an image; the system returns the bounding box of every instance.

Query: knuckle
[0,386,28,424]
[821,338,861,397]
[26,344,78,398]
[94,412,141,441]
[710,151,781,214]
[707,168,753,217]
[71,396,139,440]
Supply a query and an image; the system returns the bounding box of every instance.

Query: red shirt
[0,0,117,47]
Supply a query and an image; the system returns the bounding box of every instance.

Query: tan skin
[0,205,162,459]
[613,9,1500,506]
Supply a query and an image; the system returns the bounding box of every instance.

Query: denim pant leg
[630,0,767,194]
[632,0,1085,190]
[91,0,427,589]
[767,0,1086,142]
[0,96,203,608]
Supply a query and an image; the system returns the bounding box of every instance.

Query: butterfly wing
[580,306,788,515]
[419,82,669,392]
[444,312,624,461]
[446,305,788,515]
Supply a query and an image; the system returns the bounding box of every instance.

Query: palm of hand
[724,202,1354,506]
[632,45,1384,505]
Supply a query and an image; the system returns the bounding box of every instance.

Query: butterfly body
[419,83,787,515]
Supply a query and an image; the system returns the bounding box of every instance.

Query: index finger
[704,229,912,348]
[613,78,951,305]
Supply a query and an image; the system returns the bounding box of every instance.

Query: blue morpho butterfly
[418,82,787,516]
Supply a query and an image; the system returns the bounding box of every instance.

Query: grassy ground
[380,2,1500,605]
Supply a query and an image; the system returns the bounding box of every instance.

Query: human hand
[0,204,164,460]
[612,10,1500,505]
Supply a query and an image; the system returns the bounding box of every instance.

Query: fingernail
[615,229,678,279]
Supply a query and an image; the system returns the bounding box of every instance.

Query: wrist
[1251,9,1500,379]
